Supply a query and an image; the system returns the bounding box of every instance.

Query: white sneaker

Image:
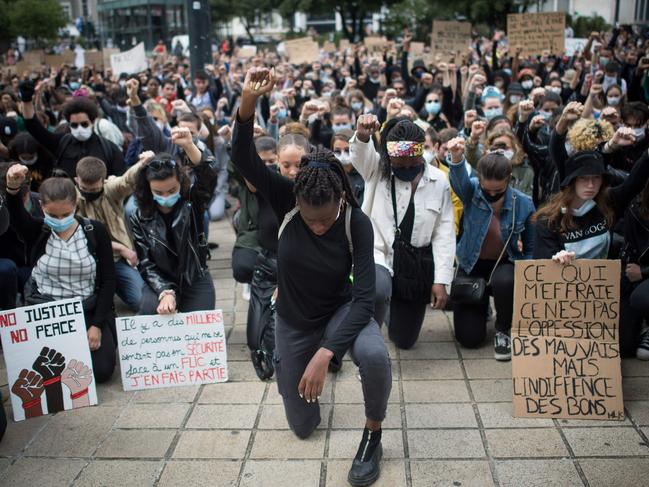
[637,328,649,360]
[242,283,251,301]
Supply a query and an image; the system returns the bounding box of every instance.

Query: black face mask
[80,188,104,202]
[481,188,506,203]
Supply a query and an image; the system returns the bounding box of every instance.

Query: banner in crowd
[110,42,148,76]
[237,45,258,59]
[507,12,566,56]
[284,37,320,65]
[431,20,472,62]
[511,260,624,421]
[116,310,228,392]
[565,38,589,56]
[0,298,98,422]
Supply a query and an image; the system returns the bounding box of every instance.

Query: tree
[7,0,66,46]
[210,0,277,42]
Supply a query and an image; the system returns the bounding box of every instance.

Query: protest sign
[116,310,228,392]
[284,37,320,65]
[565,38,589,56]
[431,21,472,62]
[110,42,148,75]
[339,39,350,52]
[237,45,258,59]
[85,50,104,67]
[102,48,119,68]
[23,50,44,68]
[511,259,624,421]
[0,298,97,422]
[364,36,388,53]
[322,41,336,53]
[507,12,566,56]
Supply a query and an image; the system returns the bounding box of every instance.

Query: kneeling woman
[131,127,219,315]
[234,67,391,487]
[5,168,116,382]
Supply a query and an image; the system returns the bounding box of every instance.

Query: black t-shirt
[256,193,278,254]
[232,115,375,363]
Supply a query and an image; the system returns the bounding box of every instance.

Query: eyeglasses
[147,158,177,171]
[70,121,90,129]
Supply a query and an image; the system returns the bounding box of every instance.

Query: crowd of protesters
[2,24,649,485]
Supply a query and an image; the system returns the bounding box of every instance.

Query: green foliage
[567,14,610,39]
[7,0,66,45]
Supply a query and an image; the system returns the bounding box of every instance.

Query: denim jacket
[449,157,536,274]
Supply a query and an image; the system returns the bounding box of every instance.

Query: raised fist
[470,120,486,142]
[447,137,466,163]
[19,80,35,102]
[6,164,29,190]
[356,114,381,143]
[33,346,66,380]
[61,359,93,394]
[518,100,535,122]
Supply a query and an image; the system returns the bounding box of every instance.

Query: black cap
[560,150,607,188]
[0,116,18,141]
[410,59,430,76]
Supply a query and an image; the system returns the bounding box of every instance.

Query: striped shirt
[32,224,97,300]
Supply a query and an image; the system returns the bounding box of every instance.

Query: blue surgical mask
[484,107,503,120]
[539,110,553,121]
[333,123,352,133]
[351,101,363,112]
[600,58,610,67]
[44,213,76,233]
[391,164,423,182]
[277,108,288,120]
[153,192,181,208]
[425,101,441,116]
[634,127,646,141]
[69,81,80,90]
[607,96,621,106]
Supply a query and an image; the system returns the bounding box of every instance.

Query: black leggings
[232,247,259,284]
[453,259,515,348]
[375,264,427,349]
[89,324,116,383]
[619,276,649,357]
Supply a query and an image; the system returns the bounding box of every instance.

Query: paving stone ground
[1,219,649,486]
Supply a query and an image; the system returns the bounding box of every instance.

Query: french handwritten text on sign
[110,42,148,75]
[116,310,228,391]
[431,21,472,62]
[507,12,566,57]
[511,260,624,420]
[0,298,97,422]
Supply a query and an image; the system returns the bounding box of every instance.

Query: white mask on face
[71,125,93,141]
[423,149,436,164]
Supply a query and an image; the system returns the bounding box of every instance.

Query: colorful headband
[387,141,424,157]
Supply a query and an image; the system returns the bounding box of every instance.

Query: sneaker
[494,331,511,361]
[347,428,382,486]
[242,284,251,301]
[637,328,649,361]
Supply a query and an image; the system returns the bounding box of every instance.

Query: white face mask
[71,125,93,141]
[521,80,534,90]
[550,87,562,95]
[423,149,436,164]
[502,149,515,161]
[19,155,38,165]
[634,127,646,141]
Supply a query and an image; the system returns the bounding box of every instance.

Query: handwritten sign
[110,42,148,75]
[0,298,97,422]
[565,38,589,56]
[431,21,472,62]
[284,37,320,65]
[364,36,388,53]
[511,260,624,421]
[85,50,104,67]
[116,310,228,392]
[507,12,566,56]
[237,45,258,59]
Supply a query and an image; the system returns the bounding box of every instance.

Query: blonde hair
[486,128,525,166]
[567,118,614,151]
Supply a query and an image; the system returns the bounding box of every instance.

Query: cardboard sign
[23,50,44,68]
[565,38,589,56]
[0,298,98,422]
[431,20,472,62]
[322,41,336,53]
[237,45,258,59]
[102,48,119,69]
[511,260,624,421]
[339,39,350,52]
[284,37,320,65]
[116,310,228,391]
[507,12,566,56]
[85,50,104,67]
[110,42,148,75]
[364,36,388,53]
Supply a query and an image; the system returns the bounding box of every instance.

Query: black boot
[347,427,382,486]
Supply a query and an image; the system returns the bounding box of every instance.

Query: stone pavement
[0,219,649,486]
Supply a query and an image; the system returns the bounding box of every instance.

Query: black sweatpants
[375,264,428,350]
[232,247,259,284]
[453,259,515,348]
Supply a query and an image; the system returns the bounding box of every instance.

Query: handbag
[450,194,517,305]
[390,177,434,303]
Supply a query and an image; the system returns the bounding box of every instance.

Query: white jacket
[349,133,456,285]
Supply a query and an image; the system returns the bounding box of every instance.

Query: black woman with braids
[233,67,391,487]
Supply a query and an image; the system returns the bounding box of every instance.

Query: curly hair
[486,128,525,166]
[62,96,99,122]
[378,117,425,180]
[293,147,359,208]
[567,118,614,152]
[133,153,191,218]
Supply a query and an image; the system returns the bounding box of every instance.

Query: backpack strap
[277,206,299,240]
[77,216,98,259]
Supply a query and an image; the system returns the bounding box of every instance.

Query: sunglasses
[147,158,177,171]
[70,121,91,129]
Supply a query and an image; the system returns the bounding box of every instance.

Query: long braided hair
[293,147,360,208]
[378,116,426,180]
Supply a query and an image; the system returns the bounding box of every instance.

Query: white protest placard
[0,298,97,422]
[110,42,148,75]
[116,310,228,391]
[565,38,588,56]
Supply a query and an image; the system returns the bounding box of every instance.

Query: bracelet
[158,289,176,301]
[22,398,41,409]
[42,376,61,387]
[71,388,89,400]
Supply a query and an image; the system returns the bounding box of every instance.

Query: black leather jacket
[130,154,218,296]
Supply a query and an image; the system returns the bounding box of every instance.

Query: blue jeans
[0,259,32,310]
[115,259,144,311]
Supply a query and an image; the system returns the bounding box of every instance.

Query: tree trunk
[336,6,353,42]
[242,17,255,43]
